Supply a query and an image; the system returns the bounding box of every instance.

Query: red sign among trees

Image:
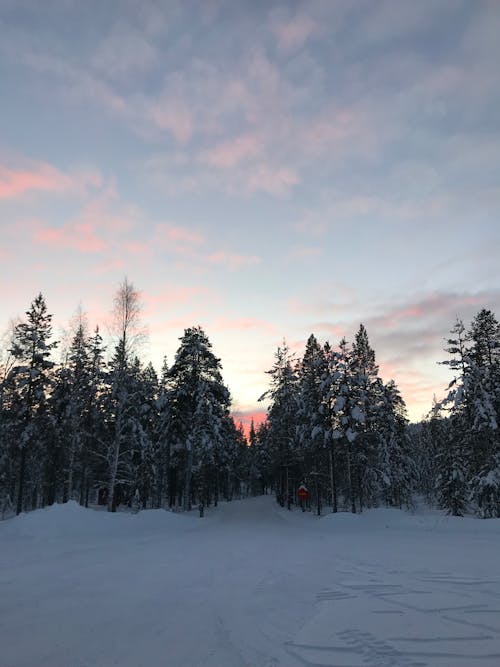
[298,485,309,500]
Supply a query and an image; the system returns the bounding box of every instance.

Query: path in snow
[1,496,499,667]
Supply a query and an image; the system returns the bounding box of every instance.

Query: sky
[0,0,499,424]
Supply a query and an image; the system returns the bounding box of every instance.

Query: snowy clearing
[1,497,499,667]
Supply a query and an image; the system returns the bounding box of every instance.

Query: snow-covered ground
[1,497,499,667]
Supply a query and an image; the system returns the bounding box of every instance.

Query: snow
[351,406,365,423]
[1,498,500,667]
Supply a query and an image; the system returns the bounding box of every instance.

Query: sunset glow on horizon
[1,1,499,423]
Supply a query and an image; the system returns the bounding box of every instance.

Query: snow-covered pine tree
[48,315,96,505]
[375,379,413,508]
[467,310,500,516]
[129,358,159,510]
[0,326,18,516]
[259,341,299,508]
[166,326,231,511]
[155,356,173,507]
[105,279,144,512]
[350,324,381,509]
[324,337,363,513]
[8,294,58,514]
[80,325,106,507]
[247,418,265,496]
[435,319,471,515]
[297,334,327,513]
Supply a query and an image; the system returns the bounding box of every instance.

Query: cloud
[90,257,126,274]
[0,163,67,199]
[34,221,107,253]
[154,223,205,255]
[91,22,159,80]
[368,292,494,334]
[122,240,151,256]
[272,15,318,51]
[295,289,500,421]
[0,160,101,199]
[206,251,261,271]
[149,102,194,144]
[201,134,261,168]
[246,164,299,196]
[30,185,139,257]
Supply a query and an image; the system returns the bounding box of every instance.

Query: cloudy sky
[1,0,499,423]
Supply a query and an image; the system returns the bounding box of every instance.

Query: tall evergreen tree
[260,341,299,508]
[8,294,58,514]
[166,326,231,511]
[105,279,143,512]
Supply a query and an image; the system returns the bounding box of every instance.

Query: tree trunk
[16,446,27,515]
[346,441,356,514]
[183,445,193,511]
[329,445,338,513]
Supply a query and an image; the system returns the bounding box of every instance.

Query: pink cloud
[0,164,66,198]
[30,187,139,256]
[154,223,205,256]
[163,226,204,245]
[33,221,107,253]
[303,110,376,158]
[272,15,318,50]
[206,251,261,271]
[123,240,151,256]
[371,292,488,331]
[149,104,193,143]
[0,161,101,199]
[202,134,261,168]
[247,165,299,196]
[90,257,126,274]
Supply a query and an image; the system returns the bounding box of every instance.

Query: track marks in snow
[291,568,500,667]
[2,497,500,667]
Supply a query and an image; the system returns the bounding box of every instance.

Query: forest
[0,279,499,519]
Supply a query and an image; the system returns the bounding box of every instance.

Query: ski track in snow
[0,497,499,667]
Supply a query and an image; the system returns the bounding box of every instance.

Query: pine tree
[467,310,500,516]
[166,326,231,511]
[297,334,327,512]
[437,312,500,516]
[435,414,468,516]
[105,279,143,512]
[260,341,299,508]
[350,325,380,510]
[8,294,58,514]
[376,380,413,508]
[80,326,106,507]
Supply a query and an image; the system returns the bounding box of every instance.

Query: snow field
[1,497,499,667]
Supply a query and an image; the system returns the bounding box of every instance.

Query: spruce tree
[166,326,231,511]
[8,294,58,514]
[260,341,299,508]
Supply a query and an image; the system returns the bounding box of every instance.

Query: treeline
[1,280,498,520]
[413,310,500,517]
[255,327,413,515]
[0,280,255,517]
[256,310,500,518]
